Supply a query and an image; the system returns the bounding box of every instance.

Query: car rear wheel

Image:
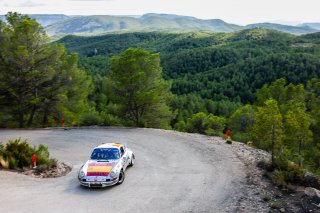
[129,154,135,167]
[117,170,125,185]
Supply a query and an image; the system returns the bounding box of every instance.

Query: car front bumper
[79,177,118,188]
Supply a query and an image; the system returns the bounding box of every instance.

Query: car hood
[82,160,119,176]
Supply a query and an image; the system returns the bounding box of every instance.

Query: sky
[0,0,319,25]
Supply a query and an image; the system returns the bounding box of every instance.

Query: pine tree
[252,99,283,168]
[108,48,173,128]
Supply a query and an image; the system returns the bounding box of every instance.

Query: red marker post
[60,118,65,127]
[32,154,37,168]
[226,129,232,144]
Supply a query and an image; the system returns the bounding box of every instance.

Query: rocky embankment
[229,140,320,213]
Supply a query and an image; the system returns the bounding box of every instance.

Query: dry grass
[0,156,9,169]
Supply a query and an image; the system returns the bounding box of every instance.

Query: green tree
[284,102,312,166]
[228,104,255,133]
[108,48,173,128]
[185,112,225,135]
[186,112,208,134]
[0,12,91,127]
[205,114,226,136]
[252,99,283,168]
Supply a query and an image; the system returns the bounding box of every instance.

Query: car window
[120,147,125,157]
[90,148,120,160]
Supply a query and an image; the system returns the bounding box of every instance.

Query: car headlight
[110,170,117,178]
[79,170,85,178]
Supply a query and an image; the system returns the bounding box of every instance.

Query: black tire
[129,154,135,167]
[117,170,125,185]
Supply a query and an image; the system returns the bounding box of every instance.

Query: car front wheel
[117,170,125,185]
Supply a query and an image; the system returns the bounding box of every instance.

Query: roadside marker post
[32,154,37,169]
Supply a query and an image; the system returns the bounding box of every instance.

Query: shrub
[205,114,226,137]
[185,112,226,136]
[174,120,186,132]
[36,144,50,166]
[261,194,270,202]
[48,158,58,168]
[100,112,121,126]
[0,156,9,169]
[0,139,56,171]
[231,132,251,143]
[270,201,281,209]
[186,112,208,134]
[0,143,3,154]
[228,104,255,133]
[2,139,34,169]
[80,111,103,126]
[284,163,305,184]
[272,170,287,188]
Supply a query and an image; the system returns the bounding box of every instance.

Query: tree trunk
[27,105,37,127]
[42,107,49,126]
[298,138,302,166]
[271,124,275,169]
[18,95,24,128]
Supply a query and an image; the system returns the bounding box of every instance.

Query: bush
[0,143,3,154]
[262,155,306,188]
[284,163,305,184]
[205,114,226,136]
[231,132,251,143]
[48,158,58,168]
[186,112,208,134]
[0,156,9,169]
[2,139,34,169]
[0,139,56,171]
[272,170,287,188]
[228,104,255,133]
[174,120,186,132]
[185,112,225,136]
[80,110,103,126]
[36,144,50,166]
[270,201,281,209]
[261,194,270,202]
[100,112,122,126]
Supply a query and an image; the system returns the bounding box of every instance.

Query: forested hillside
[59,30,320,104]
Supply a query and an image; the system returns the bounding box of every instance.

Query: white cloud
[3,0,43,8]
[19,0,44,7]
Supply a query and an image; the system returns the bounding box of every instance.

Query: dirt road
[0,128,247,213]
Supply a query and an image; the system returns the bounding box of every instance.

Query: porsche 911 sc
[78,143,134,187]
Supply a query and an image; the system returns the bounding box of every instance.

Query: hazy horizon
[0,0,319,25]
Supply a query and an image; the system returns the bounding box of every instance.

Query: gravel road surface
[0,128,247,213]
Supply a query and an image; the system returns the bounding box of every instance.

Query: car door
[120,146,129,169]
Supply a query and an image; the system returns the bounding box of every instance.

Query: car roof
[95,143,123,149]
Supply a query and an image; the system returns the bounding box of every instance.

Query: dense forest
[1,13,320,179]
[58,29,320,123]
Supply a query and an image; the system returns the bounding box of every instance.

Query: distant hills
[0,14,70,26]
[299,23,320,30]
[1,13,319,35]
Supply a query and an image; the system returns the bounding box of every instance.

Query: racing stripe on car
[86,163,114,176]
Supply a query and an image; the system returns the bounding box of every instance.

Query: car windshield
[90,148,120,160]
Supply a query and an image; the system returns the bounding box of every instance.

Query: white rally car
[78,143,135,187]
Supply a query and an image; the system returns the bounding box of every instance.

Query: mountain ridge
[1,13,319,35]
